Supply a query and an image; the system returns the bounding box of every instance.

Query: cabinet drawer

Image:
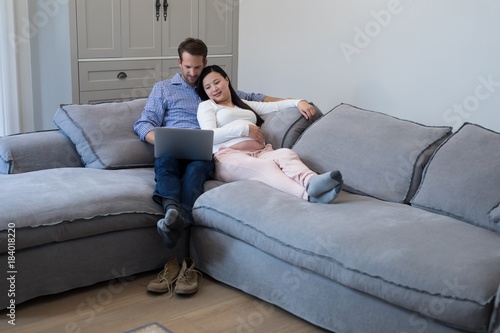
[79,60,162,91]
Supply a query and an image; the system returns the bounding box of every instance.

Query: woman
[196,65,343,203]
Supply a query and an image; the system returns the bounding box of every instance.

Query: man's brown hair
[178,38,208,62]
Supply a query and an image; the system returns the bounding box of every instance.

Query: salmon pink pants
[214,144,316,199]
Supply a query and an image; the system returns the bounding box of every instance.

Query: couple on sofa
[134,38,343,252]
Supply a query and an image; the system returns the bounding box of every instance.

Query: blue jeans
[153,155,215,223]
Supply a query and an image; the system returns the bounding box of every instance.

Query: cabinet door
[77,0,122,58]
[121,0,162,57]
[162,0,199,56]
[198,0,234,55]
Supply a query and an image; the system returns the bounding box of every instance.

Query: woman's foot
[307,171,343,204]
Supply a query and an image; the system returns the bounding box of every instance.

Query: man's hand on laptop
[145,130,155,145]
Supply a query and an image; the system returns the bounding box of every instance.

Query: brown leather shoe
[174,257,202,295]
[147,257,181,295]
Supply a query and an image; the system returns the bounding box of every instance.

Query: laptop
[154,127,214,160]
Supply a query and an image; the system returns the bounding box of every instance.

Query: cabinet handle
[163,0,168,21]
[117,72,127,79]
[156,0,161,21]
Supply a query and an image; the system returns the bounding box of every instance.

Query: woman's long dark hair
[196,65,264,126]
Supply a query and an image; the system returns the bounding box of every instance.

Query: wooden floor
[1,270,329,333]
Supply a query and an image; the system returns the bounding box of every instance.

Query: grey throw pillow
[292,104,452,203]
[411,123,500,233]
[54,99,154,169]
[260,103,322,149]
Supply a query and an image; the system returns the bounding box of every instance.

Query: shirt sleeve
[197,101,250,145]
[133,83,166,141]
[236,90,266,102]
[244,99,301,116]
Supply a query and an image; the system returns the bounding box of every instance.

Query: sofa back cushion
[293,104,452,203]
[54,99,154,169]
[411,123,500,233]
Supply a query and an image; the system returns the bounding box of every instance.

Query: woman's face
[202,71,231,105]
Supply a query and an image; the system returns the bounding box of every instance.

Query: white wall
[238,0,500,132]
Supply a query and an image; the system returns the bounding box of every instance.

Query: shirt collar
[172,72,195,89]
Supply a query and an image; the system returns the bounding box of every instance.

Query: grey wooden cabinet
[70,0,238,104]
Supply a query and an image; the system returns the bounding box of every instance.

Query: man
[134,38,316,249]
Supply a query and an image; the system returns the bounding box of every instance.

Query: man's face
[178,52,207,87]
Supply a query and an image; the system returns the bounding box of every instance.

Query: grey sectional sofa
[1,99,499,333]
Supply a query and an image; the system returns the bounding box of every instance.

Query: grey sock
[157,208,187,249]
[308,179,343,204]
[162,208,189,230]
[307,171,342,197]
[163,208,180,227]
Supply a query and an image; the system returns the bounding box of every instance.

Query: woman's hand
[248,124,265,144]
[297,100,316,121]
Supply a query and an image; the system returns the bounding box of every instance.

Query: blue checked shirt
[134,73,266,141]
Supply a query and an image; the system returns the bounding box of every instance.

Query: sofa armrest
[0,130,83,174]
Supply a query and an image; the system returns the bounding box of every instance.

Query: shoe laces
[154,267,176,297]
[176,266,203,285]
[155,265,171,280]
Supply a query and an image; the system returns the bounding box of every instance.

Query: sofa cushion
[0,167,163,252]
[0,130,83,174]
[193,180,500,332]
[54,99,154,169]
[411,123,500,233]
[292,104,452,203]
[260,103,322,149]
